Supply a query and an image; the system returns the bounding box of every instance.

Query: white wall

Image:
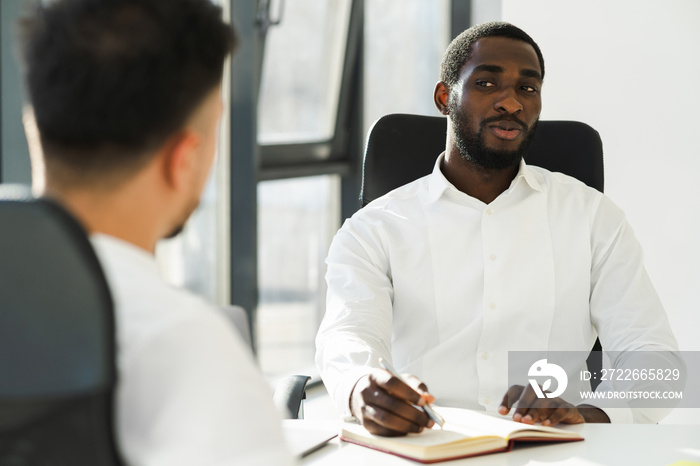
[495,0,700,423]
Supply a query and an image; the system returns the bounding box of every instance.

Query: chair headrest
[361,114,604,207]
[0,187,115,397]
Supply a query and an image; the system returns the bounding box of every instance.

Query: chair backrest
[0,185,123,465]
[360,114,604,389]
[361,113,604,206]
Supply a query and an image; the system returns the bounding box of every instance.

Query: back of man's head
[440,21,545,89]
[19,0,235,187]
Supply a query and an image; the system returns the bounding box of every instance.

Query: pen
[378,357,445,428]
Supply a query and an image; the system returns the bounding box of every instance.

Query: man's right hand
[349,368,435,436]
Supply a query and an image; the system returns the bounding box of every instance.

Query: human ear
[434,82,450,116]
[161,130,201,190]
[22,106,46,194]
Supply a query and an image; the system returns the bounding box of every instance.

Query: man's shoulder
[90,234,237,347]
[526,164,605,203]
[117,274,229,343]
[356,175,431,218]
[526,164,596,191]
[526,165,627,228]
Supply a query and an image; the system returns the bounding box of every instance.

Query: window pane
[1,0,31,183]
[258,0,351,144]
[256,175,340,376]
[364,0,450,136]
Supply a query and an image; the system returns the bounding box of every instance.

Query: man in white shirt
[19,0,294,464]
[316,21,680,436]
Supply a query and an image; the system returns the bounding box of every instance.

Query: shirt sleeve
[587,195,682,423]
[116,310,296,466]
[315,215,395,416]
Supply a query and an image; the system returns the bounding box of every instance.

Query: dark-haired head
[19,0,236,186]
[440,21,544,90]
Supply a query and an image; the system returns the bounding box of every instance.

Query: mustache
[481,115,529,131]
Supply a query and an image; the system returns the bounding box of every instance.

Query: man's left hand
[498,385,610,426]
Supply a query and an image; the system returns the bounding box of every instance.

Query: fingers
[521,400,583,426]
[350,369,433,436]
[498,384,585,426]
[359,403,424,436]
[512,384,539,423]
[403,373,435,404]
[498,385,524,415]
[540,404,582,426]
[576,405,610,423]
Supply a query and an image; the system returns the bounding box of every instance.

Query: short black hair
[19,0,235,179]
[440,21,544,88]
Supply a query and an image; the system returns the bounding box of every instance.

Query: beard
[448,98,538,170]
[164,198,200,240]
[164,223,185,240]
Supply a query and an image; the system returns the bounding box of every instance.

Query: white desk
[298,423,700,466]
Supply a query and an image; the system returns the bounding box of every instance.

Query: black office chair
[361,114,604,389]
[362,114,603,205]
[0,185,123,464]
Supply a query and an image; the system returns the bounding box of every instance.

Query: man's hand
[349,368,435,436]
[498,384,611,426]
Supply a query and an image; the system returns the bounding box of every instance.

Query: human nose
[494,88,523,115]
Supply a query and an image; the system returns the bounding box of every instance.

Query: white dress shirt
[91,234,295,466]
[315,155,679,424]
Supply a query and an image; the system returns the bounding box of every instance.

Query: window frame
[227,0,365,350]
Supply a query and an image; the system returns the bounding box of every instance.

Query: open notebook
[341,407,583,464]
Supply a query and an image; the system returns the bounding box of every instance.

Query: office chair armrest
[273,375,311,420]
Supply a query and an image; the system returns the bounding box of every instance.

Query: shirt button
[484,397,491,405]
[489,302,496,309]
[482,352,489,360]
[489,254,497,261]
[486,208,493,215]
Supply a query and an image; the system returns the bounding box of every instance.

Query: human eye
[475,80,495,88]
[521,84,539,93]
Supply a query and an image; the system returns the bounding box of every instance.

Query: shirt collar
[426,154,542,204]
[90,233,160,276]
